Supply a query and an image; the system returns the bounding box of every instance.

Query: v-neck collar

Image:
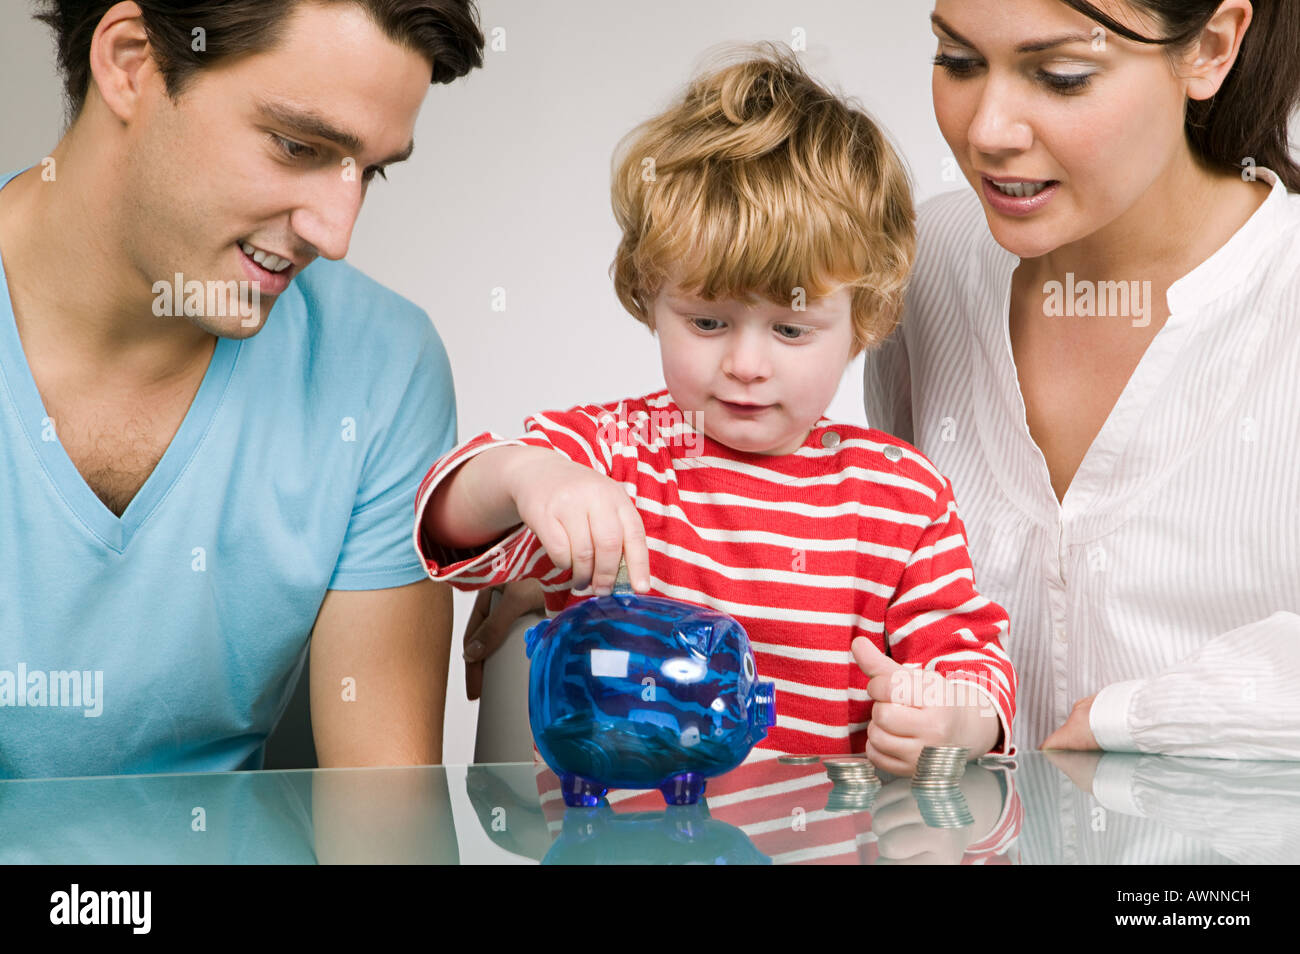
[967,167,1291,528]
[0,166,241,551]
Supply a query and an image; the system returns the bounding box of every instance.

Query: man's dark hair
[34,0,485,122]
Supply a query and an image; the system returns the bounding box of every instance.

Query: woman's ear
[1180,0,1253,103]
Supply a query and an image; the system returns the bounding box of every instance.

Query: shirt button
[821,431,841,448]
[883,444,903,462]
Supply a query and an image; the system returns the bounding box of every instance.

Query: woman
[864,0,1300,756]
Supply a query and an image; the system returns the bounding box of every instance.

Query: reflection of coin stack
[822,756,880,812]
[911,745,974,829]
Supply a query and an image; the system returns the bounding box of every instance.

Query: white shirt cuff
[1089,680,1144,751]
[1090,753,1144,816]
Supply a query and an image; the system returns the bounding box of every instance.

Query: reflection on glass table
[2,752,1296,864]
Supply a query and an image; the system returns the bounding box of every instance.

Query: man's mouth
[239,241,294,274]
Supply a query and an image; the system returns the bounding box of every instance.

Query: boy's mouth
[718,398,773,416]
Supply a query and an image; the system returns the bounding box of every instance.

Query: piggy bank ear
[672,615,716,657]
[524,619,552,659]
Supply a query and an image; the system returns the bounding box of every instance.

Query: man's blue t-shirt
[0,168,458,779]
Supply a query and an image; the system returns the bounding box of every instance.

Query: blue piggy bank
[525,590,776,807]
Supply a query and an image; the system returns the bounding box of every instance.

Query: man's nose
[966,75,1034,156]
[290,174,366,262]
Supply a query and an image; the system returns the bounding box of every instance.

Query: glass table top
[2,751,1295,864]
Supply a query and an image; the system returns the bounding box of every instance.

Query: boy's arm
[421,444,553,550]
[412,405,621,591]
[882,478,1017,755]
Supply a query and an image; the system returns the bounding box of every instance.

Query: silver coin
[778,754,821,764]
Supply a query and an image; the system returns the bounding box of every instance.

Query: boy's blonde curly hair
[610,43,916,357]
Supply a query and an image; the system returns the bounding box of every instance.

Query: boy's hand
[852,637,999,776]
[504,450,651,596]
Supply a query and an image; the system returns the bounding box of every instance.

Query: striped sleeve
[411,404,620,591]
[884,477,1018,754]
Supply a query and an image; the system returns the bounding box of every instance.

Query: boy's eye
[775,325,808,340]
[689,317,723,331]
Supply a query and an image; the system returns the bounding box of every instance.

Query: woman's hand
[504,451,651,597]
[1041,695,1099,751]
[852,637,1000,775]
[461,578,546,701]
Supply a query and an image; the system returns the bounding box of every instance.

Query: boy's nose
[722,333,771,382]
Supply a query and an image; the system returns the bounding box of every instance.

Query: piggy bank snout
[750,681,777,730]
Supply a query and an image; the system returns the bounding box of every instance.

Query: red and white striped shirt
[414,389,1017,755]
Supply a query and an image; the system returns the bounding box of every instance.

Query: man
[0,0,484,777]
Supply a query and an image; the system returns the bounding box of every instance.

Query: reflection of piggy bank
[525,591,776,807]
[543,801,771,865]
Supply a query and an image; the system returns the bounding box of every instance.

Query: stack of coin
[777,754,821,765]
[913,788,974,829]
[823,756,880,790]
[911,745,969,791]
[911,746,973,828]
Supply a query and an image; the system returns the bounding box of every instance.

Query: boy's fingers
[868,719,921,772]
[534,517,572,575]
[619,503,652,592]
[869,699,928,737]
[587,506,626,594]
[852,636,902,680]
[865,739,914,778]
[562,515,595,590]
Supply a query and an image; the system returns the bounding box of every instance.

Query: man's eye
[363,166,389,183]
[271,134,316,160]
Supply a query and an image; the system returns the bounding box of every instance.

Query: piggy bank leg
[660,772,706,806]
[560,773,608,808]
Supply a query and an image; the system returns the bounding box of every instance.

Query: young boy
[415,46,1016,771]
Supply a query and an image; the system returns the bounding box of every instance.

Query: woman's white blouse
[864,167,1300,758]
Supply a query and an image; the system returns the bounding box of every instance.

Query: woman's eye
[272,134,316,160]
[933,52,981,77]
[1038,70,1093,94]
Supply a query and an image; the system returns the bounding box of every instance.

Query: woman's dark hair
[1058,1,1300,190]
[33,0,485,122]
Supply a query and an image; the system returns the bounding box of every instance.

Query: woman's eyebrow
[930,13,1097,54]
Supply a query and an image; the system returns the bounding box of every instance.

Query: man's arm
[308,579,453,766]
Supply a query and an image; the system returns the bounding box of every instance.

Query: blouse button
[821,430,841,448]
[883,445,903,462]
